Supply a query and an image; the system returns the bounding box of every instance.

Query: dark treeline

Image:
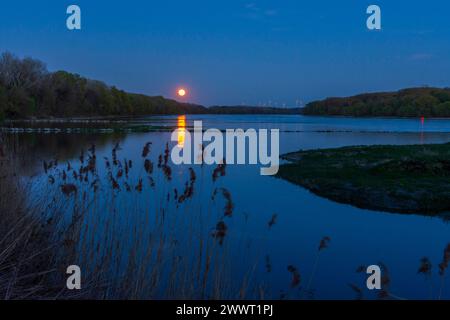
[0,52,206,120]
[0,52,299,121]
[301,87,450,117]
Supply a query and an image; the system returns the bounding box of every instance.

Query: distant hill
[208,106,301,115]
[301,87,450,117]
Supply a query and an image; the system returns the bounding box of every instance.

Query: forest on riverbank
[0,52,298,121]
[301,87,450,117]
[0,53,207,119]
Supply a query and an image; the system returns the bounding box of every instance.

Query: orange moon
[177,88,187,97]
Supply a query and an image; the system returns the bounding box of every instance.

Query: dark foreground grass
[278,143,450,215]
[0,139,63,299]
[0,136,277,299]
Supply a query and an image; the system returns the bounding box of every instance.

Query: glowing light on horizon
[177,88,187,97]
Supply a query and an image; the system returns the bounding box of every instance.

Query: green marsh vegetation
[278,143,450,215]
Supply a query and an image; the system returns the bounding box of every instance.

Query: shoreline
[5,113,450,123]
[298,113,450,120]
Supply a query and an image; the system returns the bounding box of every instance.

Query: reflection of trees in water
[1,132,126,176]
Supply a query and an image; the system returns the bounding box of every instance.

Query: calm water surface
[9,115,450,299]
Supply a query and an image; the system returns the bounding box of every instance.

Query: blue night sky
[1,0,449,106]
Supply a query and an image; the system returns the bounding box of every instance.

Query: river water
[7,114,450,299]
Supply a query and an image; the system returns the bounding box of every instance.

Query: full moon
[177,88,187,97]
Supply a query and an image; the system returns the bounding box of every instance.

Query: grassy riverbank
[278,143,450,215]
